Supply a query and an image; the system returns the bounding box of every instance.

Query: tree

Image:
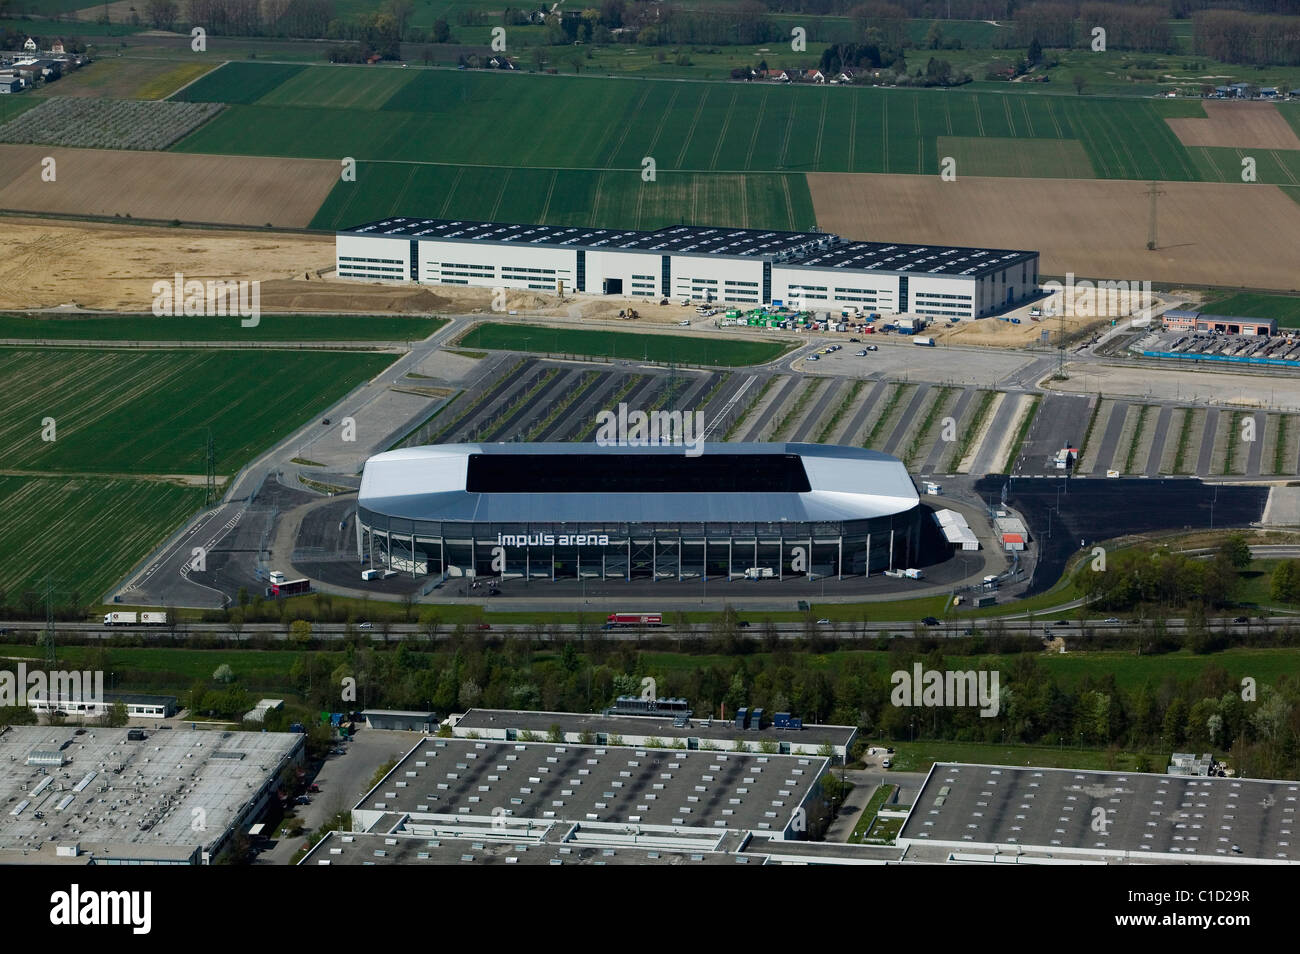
[290,619,312,645]
[145,0,178,30]
[213,663,235,684]
[1271,560,1300,603]
[1219,534,1251,570]
[1027,37,1042,67]
[104,700,129,727]
[458,678,482,709]
[1072,73,1087,94]
[432,18,450,43]
[547,723,565,743]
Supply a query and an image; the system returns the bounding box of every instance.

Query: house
[833,69,856,84]
[1260,87,1278,98]
[1229,81,1251,98]
[1213,85,1231,98]
[22,37,36,52]
[766,69,790,82]
[803,68,825,83]
[51,39,64,54]
[487,55,516,70]
[0,76,22,94]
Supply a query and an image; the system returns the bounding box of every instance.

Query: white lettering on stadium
[496,533,610,547]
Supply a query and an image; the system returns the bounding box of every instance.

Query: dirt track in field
[0,145,338,227]
[1165,101,1300,150]
[808,172,1300,290]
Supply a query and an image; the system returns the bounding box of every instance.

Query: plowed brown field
[1166,101,1300,150]
[808,172,1300,290]
[0,145,338,227]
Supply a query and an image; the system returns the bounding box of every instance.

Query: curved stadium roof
[359,443,919,525]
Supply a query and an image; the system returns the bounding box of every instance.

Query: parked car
[849,337,861,342]
[807,354,820,361]
[855,349,868,356]
[866,344,878,351]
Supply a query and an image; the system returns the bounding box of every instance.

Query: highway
[3,613,1293,642]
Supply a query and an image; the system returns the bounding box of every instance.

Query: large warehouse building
[357,441,923,581]
[336,217,1039,319]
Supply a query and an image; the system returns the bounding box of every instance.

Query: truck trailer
[913,336,935,347]
[103,611,167,626]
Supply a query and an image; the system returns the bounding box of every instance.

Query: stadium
[356,442,923,581]
[336,217,1040,319]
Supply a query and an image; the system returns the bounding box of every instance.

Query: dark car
[921,616,940,626]
[1053,619,1070,627]
[737,621,750,628]
[1233,616,1249,623]
[476,622,492,630]
[321,418,330,425]
[849,337,861,342]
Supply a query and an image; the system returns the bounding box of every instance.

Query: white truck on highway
[913,336,935,347]
[103,611,168,626]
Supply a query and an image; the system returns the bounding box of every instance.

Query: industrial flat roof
[359,442,919,525]
[900,762,1300,862]
[794,240,1036,278]
[303,829,745,865]
[0,726,301,857]
[355,737,825,834]
[457,708,856,748]
[340,217,1036,277]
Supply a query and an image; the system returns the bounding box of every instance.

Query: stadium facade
[357,442,923,581]
[336,217,1039,320]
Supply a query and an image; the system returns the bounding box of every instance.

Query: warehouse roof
[354,737,824,833]
[340,217,1036,277]
[359,442,920,525]
[901,762,1300,862]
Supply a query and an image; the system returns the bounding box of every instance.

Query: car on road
[855,349,868,356]
[866,344,878,351]
[816,618,831,625]
[321,418,330,425]
[1053,619,1070,627]
[849,338,861,342]
[737,621,750,628]
[1233,616,1249,623]
[357,621,373,629]
[921,616,940,626]
[476,622,492,630]
[807,354,820,361]
[1103,617,1120,623]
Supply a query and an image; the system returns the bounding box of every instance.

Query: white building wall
[419,239,576,293]
[908,274,979,320]
[585,249,664,298]
[669,255,764,304]
[336,234,409,282]
[774,266,900,314]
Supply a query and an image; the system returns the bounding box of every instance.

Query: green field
[0,476,205,600]
[311,164,815,231]
[171,61,308,104]
[0,348,393,474]
[0,313,445,341]
[456,322,791,367]
[1202,293,1300,327]
[936,135,1096,178]
[171,64,1215,183]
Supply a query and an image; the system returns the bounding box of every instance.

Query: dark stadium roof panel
[359,442,920,525]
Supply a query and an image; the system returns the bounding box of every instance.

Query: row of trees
[1194,9,1300,66]
[255,632,1300,779]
